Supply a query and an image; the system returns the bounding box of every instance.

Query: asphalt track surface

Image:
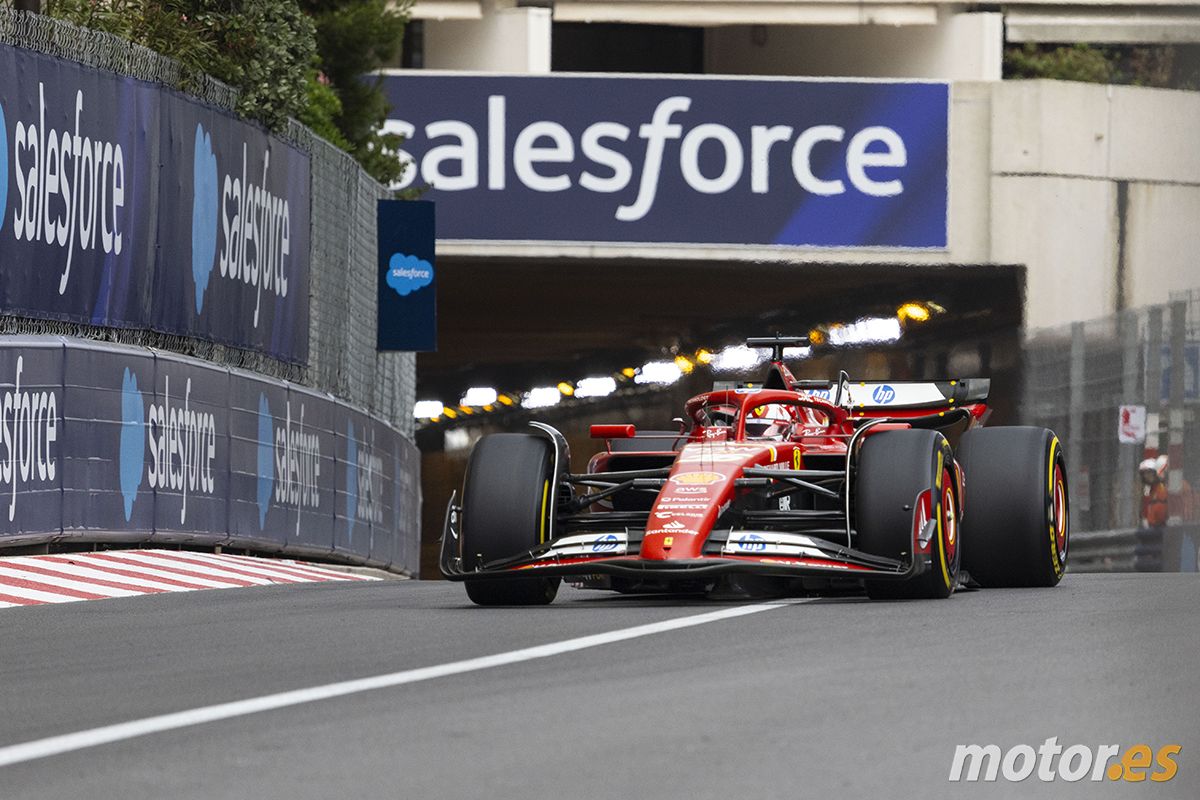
[1,573,1197,799]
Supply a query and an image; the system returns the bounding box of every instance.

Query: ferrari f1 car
[441,336,1069,605]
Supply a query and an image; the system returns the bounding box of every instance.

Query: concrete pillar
[424,0,551,73]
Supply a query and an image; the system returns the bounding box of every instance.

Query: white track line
[0,599,809,767]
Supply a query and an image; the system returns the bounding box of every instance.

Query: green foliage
[298,70,352,150]
[47,0,315,132]
[46,0,218,75]
[191,0,317,131]
[1005,43,1200,90]
[300,0,412,186]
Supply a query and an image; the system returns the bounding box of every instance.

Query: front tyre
[460,433,560,605]
[957,427,1068,587]
[855,429,960,600]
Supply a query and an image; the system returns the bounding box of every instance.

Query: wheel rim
[941,469,958,566]
[1052,462,1067,561]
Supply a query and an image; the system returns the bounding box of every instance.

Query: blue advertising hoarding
[0,43,311,363]
[0,336,419,574]
[380,73,948,248]
[377,200,436,352]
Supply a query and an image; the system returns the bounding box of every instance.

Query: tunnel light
[445,429,472,452]
[620,367,637,379]
[635,361,683,385]
[460,387,498,407]
[557,382,575,397]
[497,394,516,406]
[782,346,812,359]
[711,345,766,373]
[524,387,562,409]
[695,349,714,365]
[414,400,444,418]
[674,355,695,375]
[828,317,903,346]
[442,407,459,419]
[897,302,931,323]
[575,377,617,398]
[808,328,827,346]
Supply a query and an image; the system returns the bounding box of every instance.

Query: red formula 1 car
[441,337,1069,605]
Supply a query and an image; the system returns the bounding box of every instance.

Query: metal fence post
[1118,309,1140,528]
[1069,321,1086,526]
[1163,300,1188,570]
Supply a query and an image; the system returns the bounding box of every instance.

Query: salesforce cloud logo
[191,124,219,314]
[256,394,274,529]
[119,368,145,521]
[0,101,8,232]
[345,420,358,542]
[386,253,433,297]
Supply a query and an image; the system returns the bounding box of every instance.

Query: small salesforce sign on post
[377,200,436,352]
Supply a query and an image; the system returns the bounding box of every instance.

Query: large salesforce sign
[381,73,948,249]
[0,44,311,364]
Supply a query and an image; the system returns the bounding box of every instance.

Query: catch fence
[1021,288,1200,565]
[0,8,415,437]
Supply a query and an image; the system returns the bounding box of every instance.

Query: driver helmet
[745,404,793,441]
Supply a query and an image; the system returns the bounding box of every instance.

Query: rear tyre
[855,429,960,600]
[957,427,1068,587]
[460,433,560,606]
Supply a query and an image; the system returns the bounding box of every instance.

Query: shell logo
[670,471,725,486]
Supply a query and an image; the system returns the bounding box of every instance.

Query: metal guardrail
[1069,525,1200,573]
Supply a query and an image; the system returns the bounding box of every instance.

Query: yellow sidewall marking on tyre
[1048,437,1063,576]
[539,480,550,544]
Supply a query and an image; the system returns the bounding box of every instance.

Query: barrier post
[1163,300,1188,570]
[1118,309,1140,528]
[1068,322,1086,526]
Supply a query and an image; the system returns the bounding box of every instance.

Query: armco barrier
[1068,525,1199,573]
[0,335,420,574]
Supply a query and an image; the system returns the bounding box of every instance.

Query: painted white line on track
[0,598,810,767]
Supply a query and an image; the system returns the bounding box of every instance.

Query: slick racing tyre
[957,427,1068,587]
[460,433,560,605]
[855,429,960,600]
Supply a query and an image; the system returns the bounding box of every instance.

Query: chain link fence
[1022,288,1200,535]
[0,8,416,438]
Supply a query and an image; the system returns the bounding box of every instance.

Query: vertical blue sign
[377,200,436,352]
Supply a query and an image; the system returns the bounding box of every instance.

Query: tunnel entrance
[416,255,1025,573]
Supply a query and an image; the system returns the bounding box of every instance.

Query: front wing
[440,492,933,584]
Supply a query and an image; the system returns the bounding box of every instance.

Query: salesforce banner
[0,44,311,363]
[0,336,419,574]
[381,73,948,248]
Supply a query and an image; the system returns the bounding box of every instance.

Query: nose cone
[640,442,779,560]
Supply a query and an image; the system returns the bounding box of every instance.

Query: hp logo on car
[872,384,896,404]
[737,534,767,552]
[592,534,620,553]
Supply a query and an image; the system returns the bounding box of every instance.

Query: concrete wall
[988,81,1200,330]
[424,1,551,72]
[705,13,1003,81]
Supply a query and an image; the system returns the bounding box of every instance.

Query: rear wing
[793,378,990,411]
